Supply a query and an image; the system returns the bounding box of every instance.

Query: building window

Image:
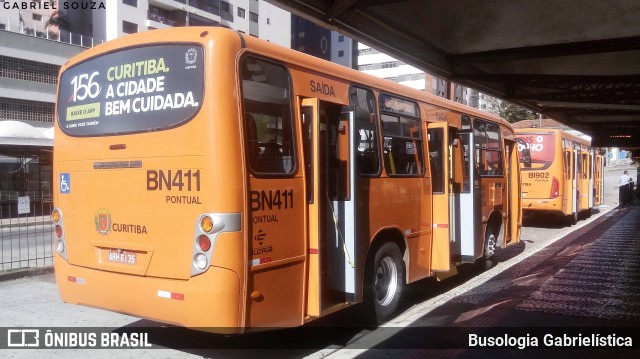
[32,14,42,21]
[0,55,60,84]
[123,0,137,7]
[238,7,245,18]
[338,35,344,42]
[221,1,230,13]
[338,50,344,57]
[122,21,138,34]
[267,18,270,25]
[0,97,55,123]
[298,31,305,38]
[250,12,258,23]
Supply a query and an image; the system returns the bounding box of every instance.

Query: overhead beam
[328,0,360,18]
[458,74,640,91]
[451,36,640,63]
[509,87,640,105]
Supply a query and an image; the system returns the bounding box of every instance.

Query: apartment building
[357,42,496,111]
[57,0,290,47]
[291,15,355,69]
[0,22,83,210]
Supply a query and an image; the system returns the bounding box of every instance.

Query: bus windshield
[57,44,204,137]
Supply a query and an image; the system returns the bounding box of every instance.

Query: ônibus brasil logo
[95,209,112,235]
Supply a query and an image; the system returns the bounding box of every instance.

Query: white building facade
[357,43,426,91]
[82,0,290,48]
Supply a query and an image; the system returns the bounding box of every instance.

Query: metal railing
[0,191,54,271]
[0,18,104,48]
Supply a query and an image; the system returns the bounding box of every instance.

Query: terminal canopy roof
[269,0,640,150]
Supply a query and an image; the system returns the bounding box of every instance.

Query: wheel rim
[485,233,496,258]
[375,256,398,306]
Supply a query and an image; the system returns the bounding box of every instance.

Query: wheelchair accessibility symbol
[60,173,70,194]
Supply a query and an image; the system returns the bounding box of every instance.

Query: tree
[482,95,538,123]
[45,10,70,31]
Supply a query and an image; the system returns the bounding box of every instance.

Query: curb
[0,266,54,282]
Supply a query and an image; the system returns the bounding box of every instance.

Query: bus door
[427,122,451,271]
[245,112,306,328]
[452,130,480,263]
[504,139,521,246]
[563,143,577,216]
[595,153,604,205]
[572,144,579,214]
[301,98,357,318]
[588,149,595,209]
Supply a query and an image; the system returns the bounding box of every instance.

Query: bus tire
[478,227,498,269]
[369,242,405,324]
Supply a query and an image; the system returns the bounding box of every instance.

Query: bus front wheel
[369,242,405,324]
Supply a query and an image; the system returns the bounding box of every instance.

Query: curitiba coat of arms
[95,209,112,235]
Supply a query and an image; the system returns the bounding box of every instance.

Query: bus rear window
[57,44,204,136]
[517,134,555,164]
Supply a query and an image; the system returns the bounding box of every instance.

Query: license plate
[107,249,137,265]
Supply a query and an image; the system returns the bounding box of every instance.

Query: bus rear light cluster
[51,208,68,260]
[191,213,241,277]
[191,215,218,275]
[550,177,560,199]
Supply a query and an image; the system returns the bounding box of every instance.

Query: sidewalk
[333,201,640,357]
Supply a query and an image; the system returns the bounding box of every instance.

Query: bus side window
[350,87,380,176]
[473,120,503,176]
[240,57,296,175]
[378,94,423,177]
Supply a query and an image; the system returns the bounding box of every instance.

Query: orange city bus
[52,27,521,333]
[516,128,603,224]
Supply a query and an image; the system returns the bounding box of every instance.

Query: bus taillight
[200,216,214,233]
[51,208,67,260]
[55,225,63,238]
[51,209,61,223]
[197,235,211,252]
[550,177,560,198]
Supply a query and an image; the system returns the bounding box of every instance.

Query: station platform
[336,202,640,358]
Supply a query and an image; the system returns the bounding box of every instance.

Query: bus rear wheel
[477,227,498,270]
[369,242,405,324]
